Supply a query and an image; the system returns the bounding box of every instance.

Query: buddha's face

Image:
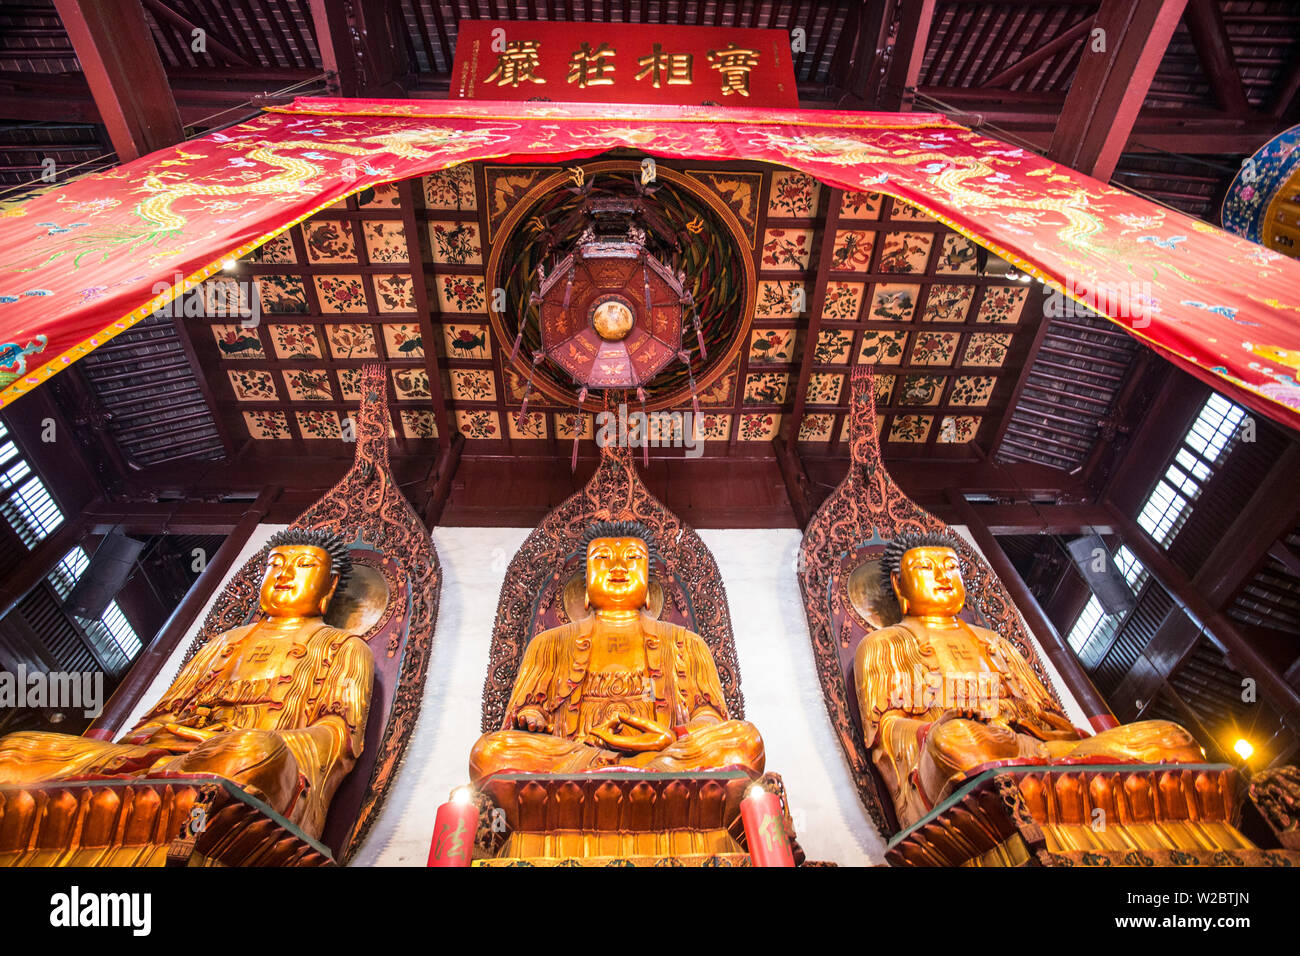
[259,544,338,618]
[892,546,965,617]
[586,536,650,612]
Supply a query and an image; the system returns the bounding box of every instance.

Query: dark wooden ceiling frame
[51,0,184,161]
[878,0,939,111]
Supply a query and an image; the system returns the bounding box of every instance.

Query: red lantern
[427,787,479,867]
[740,782,795,867]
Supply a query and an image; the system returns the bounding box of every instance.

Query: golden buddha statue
[0,529,374,840]
[470,521,764,785]
[854,533,1204,829]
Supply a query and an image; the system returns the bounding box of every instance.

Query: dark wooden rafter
[1048,0,1190,180]
[309,0,407,97]
[1183,0,1249,114]
[878,0,938,111]
[51,0,184,160]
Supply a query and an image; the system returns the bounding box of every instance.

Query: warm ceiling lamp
[1233,737,1254,761]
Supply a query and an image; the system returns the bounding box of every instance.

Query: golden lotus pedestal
[471,770,802,867]
[0,777,334,868]
[886,762,1300,867]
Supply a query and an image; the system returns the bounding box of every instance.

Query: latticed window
[1067,545,1148,653]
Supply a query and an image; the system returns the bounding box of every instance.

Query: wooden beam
[85,486,278,739]
[878,0,939,111]
[983,17,1094,89]
[772,436,815,529]
[948,490,1118,729]
[0,514,88,622]
[52,0,184,160]
[963,503,1118,536]
[1184,0,1250,114]
[1047,0,1190,180]
[421,433,463,529]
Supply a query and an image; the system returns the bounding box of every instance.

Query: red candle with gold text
[741,782,795,867]
[427,787,479,867]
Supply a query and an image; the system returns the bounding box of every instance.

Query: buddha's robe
[470,615,764,783]
[855,618,1200,827]
[0,622,373,839]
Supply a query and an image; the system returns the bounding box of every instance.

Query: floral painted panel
[457,408,500,439]
[502,366,528,402]
[243,410,290,439]
[738,412,781,441]
[890,200,930,221]
[839,191,882,219]
[211,324,264,359]
[302,220,356,263]
[429,221,483,266]
[888,414,934,443]
[949,374,996,407]
[878,232,934,273]
[964,332,1013,367]
[450,367,496,402]
[755,280,805,318]
[923,284,975,323]
[282,368,334,401]
[874,373,896,406]
[806,372,844,405]
[269,324,321,359]
[830,230,876,272]
[869,283,920,322]
[909,331,961,366]
[443,323,490,359]
[798,413,836,441]
[338,367,362,401]
[822,282,864,321]
[258,275,309,314]
[767,170,820,218]
[976,285,1029,324]
[375,274,415,313]
[437,274,486,313]
[258,233,296,264]
[391,367,431,400]
[937,234,978,274]
[699,368,736,406]
[937,415,981,444]
[748,328,795,364]
[897,373,945,406]
[424,167,478,211]
[362,220,409,264]
[761,228,814,270]
[358,181,400,208]
[509,410,548,439]
[695,412,732,440]
[325,324,378,359]
[297,410,342,439]
[554,411,594,440]
[814,328,854,365]
[743,371,788,405]
[382,323,424,358]
[400,409,439,439]
[857,330,907,365]
[227,368,277,401]
[314,274,369,313]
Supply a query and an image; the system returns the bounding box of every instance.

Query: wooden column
[1048,0,1189,180]
[949,491,1118,729]
[84,486,278,739]
[878,0,938,111]
[53,0,184,160]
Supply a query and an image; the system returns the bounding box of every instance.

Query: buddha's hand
[590,714,675,754]
[514,706,551,733]
[162,722,232,743]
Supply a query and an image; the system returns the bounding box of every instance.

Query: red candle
[741,783,795,867]
[427,788,479,867]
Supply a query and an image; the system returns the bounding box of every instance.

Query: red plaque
[451,21,798,108]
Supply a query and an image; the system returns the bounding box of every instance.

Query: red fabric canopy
[1,97,1298,433]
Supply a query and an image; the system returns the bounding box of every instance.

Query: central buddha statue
[470,520,764,785]
[0,529,374,840]
[854,533,1204,829]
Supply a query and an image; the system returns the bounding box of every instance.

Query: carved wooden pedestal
[886,763,1300,867]
[0,777,333,867]
[471,770,804,867]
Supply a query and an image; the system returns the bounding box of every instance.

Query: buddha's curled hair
[580,519,662,570]
[879,531,962,592]
[266,527,354,591]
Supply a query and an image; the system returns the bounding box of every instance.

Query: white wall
[113,523,1085,867]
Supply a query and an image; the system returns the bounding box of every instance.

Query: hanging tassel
[570,410,582,472]
[508,329,524,365]
[561,263,576,310]
[691,307,707,361]
[642,260,652,316]
[679,349,701,420]
[637,387,650,468]
[516,350,544,432]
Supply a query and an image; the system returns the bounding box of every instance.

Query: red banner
[1,97,1299,434]
[451,21,798,107]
